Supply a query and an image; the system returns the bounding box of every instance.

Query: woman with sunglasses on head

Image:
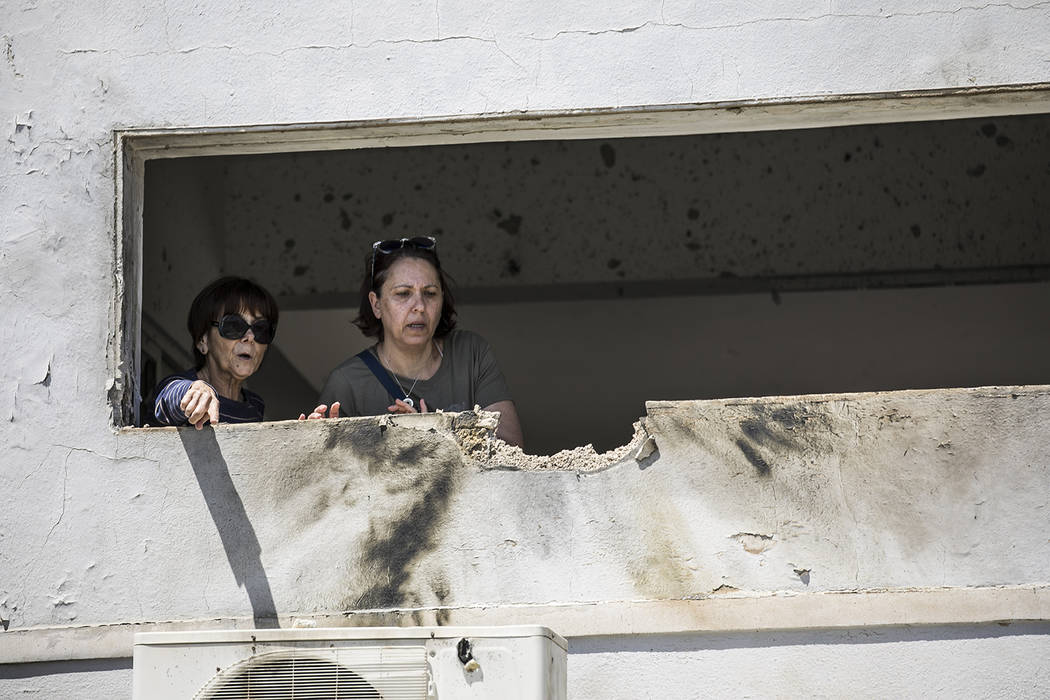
[149,276,278,429]
[301,237,524,448]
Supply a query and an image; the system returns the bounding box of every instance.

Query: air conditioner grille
[196,646,429,700]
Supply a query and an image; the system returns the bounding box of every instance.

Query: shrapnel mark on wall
[731,532,775,554]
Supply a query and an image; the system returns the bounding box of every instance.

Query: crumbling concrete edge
[646,383,1050,411]
[376,406,660,472]
[121,409,658,472]
[475,417,658,472]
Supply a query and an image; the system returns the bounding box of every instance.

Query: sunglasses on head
[211,314,276,344]
[370,236,438,288]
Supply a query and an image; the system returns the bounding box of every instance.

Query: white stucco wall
[2,388,1050,697]
[9,2,1050,127]
[8,386,1050,635]
[3,1,1050,697]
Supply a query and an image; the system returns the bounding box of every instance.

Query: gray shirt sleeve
[470,333,512,409]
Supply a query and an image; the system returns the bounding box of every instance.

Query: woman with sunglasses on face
[149,276,278,429]
[301,237,525,448]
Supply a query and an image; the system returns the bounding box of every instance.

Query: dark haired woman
[150,276,279,429]
[302,237,524,448]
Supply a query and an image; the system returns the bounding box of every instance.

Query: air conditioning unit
[132,625,567,699]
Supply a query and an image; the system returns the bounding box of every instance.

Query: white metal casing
[132,625,567,699]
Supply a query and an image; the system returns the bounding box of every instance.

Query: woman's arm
[154,378,192,425]
[484,400,524,449]
[154,378,219,429]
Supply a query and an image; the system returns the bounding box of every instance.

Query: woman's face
[370,257,443,349]
[200,307,269,382]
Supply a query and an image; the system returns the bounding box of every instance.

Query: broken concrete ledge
[124,384,1050,471]
[7,385,1048,660]
[3,585,1048,664]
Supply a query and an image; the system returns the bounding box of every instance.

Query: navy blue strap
[356,349,404,402]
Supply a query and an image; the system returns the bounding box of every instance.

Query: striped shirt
[152,369,265,426]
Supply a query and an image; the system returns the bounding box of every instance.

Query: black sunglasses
[370,236,438,288]
[211,314,276,344]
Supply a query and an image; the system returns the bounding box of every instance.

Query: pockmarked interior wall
[214,115,1050,296]
[143,114,1050,451]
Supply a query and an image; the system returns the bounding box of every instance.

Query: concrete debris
[483,419,656,471]
[634,434,657,461]
[298,408,657,470]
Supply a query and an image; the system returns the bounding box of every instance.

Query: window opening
[124,99,1050,455]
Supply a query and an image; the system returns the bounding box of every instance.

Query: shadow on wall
[570,621,1050,655]
[178,430,279,628]
[0,657,134,680]
[317,419,461,616]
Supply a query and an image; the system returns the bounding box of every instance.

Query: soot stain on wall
[304,419,467,610]
[733,404,818,476]
[261,424,461,612]
[431,575,451,625]
[258,421,381,535]
[735,438,771,475]
[348,454,457,609]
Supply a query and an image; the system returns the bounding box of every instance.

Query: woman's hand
[181,380,220,430]
[387,398,429,414]
[299,402,341,420]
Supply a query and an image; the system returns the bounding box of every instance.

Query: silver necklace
[384,340,443,409]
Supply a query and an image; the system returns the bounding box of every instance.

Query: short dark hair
[352,245,457,341]
[187,276,279,369]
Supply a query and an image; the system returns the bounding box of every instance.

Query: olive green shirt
[318,330,512,416]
